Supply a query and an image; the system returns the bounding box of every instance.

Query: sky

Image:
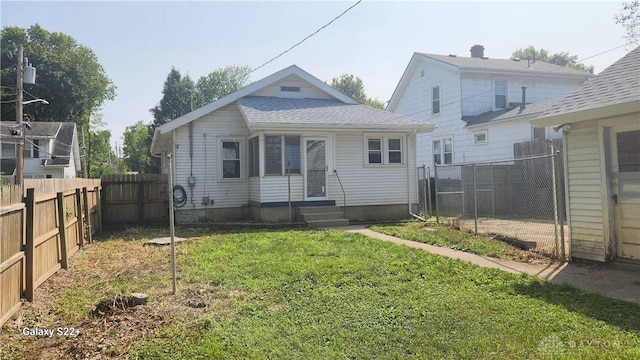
[0,1,631,150]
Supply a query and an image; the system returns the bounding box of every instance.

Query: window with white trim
[433,138,453,165]
[23,140,40,158]
[494,80,507,109]
[365,135,404,165]
[221,140,241,179]
[264,135,301,175]
[431,85,441,115]
[248,137,259,177]
[1,142,16,159]
[473,130,488,145]
[532,126,546,141]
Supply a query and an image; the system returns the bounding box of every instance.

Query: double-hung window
[365,135,403,165]
[248,137,259,177]
[221,141,241,179]
[494,80,507,109]
[265,135,301,175]
[1,142,16,159]
[431,85,441,115]
[433,138,453,165]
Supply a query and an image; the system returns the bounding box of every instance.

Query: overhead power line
[249,0,362,75]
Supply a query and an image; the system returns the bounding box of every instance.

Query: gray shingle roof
[420,53,590,76]
[538,47,640,118]
[463,99,559,126]
[237,96,433,130]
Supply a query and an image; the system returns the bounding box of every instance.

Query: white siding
[566,127,606,262]
[249,177,261,203]
[261,176,304,203]
[173,103,250,210]
[251,74,334,99]
[331,132,416,207]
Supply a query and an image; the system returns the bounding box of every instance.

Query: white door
[304,138,327,200]
[610,125,640,260]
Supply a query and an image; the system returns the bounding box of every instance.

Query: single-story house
[1,121,81,182]
[532,46,640,263]
[151,65,435,225]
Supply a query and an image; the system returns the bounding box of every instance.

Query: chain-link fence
[432,151,567,259]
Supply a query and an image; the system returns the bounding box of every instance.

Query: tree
[194,65,251,107]
[512,46,594,73]
[150,67,195,127]
[330,74,385,109]
[122,120,154,173]
[84,114,117,177]
[615,1,640,45]
[0,24,116,128]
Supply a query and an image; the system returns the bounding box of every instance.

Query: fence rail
[434,150,566,259]
[0,179,100,327]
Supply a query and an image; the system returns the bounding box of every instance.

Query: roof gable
[155,65,357,135]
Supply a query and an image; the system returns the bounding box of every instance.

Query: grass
[130,229,639,359]
[369,220,545,262]
[2,227,639,359]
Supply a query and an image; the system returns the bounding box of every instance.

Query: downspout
[408,129,426,221]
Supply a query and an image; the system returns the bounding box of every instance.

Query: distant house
[387,45,591,167]
[0,121,81,182]
[533,47,640,263]
[151,65,434,225]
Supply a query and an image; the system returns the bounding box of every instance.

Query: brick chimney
[470,44,485,58]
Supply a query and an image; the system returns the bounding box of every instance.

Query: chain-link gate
[434,150,566,260]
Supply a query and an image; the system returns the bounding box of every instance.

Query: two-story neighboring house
[387,45,591,167]
[0,121,81,182]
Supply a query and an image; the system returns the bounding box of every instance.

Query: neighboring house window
[474,130,488,145]
[365,135,404,165]
[431,85,441,115]
[433,138,453,165]
[23,140,39,158]
[532,126,546,141]
[388,138,402,164]
[1,142,16,158]
[264,135,301,175]
[494,80,507,109]
[248,137,259,177]
[221,141,241,179]
[368,138,382,164]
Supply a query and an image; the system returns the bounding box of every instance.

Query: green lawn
[129,229,639,359]
[369,221,545,262]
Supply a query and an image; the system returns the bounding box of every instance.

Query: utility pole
[16,45,24,185]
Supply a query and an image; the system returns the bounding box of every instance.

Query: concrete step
[301,212,345,221]
[299,206,342,215]
[307,219,351,228]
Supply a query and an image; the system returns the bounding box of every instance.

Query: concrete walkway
[339,225,640,304]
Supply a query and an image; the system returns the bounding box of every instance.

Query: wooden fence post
[24,188,35,302]
[75,188,84,247]
[56,192,68,270]
[82,187,92,244]
[94,186,102,233]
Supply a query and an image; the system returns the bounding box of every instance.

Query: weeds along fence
[433,152,567,259]
[0,179,101,327]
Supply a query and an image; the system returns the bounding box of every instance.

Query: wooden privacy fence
[101,174,168,227]
[0,179,101,327]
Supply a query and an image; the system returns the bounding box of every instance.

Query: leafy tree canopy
[0,24,116,128]
[615,1,640,45]
[122,120,154,173]
[330,74,384,109]
[84,114,118,177]
[194,65,251,107]
[511,46,594,73]
[150,67,195,127]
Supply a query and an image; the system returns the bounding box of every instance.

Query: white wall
[251,74,334,99]
[173,103,250,210]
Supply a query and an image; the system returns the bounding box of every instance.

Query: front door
[611,126,640,260]
[305,138,327,200]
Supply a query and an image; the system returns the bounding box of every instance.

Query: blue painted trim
[249,200,336,208]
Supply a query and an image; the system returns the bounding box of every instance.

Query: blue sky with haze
[1,1,630,149]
